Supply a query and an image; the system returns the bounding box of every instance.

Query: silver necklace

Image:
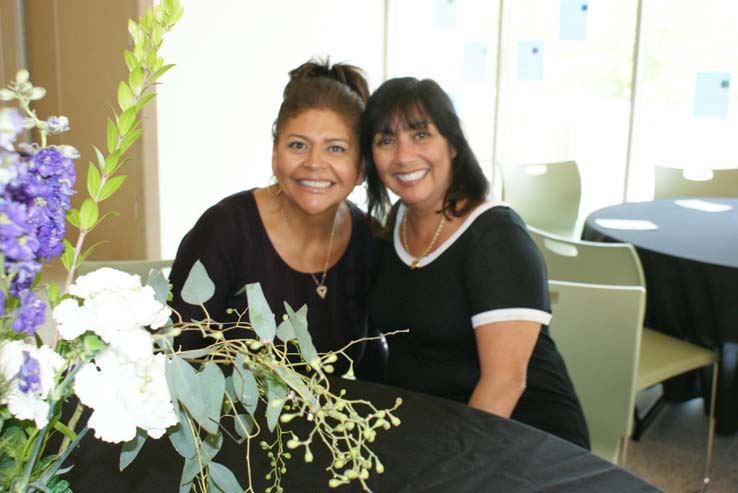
[279,203,337,299]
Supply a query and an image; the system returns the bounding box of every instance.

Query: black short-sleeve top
[368,201,555,401]
[169,189,381,370]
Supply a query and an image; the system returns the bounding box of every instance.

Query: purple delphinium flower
[11,290,46,335]
[0,108,24,151]
[17,351,41,394]
[46,116,69,135]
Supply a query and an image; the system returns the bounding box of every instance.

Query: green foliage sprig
[60,0,184,292]
[156,264,404,492]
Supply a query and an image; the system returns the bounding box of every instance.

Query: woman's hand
[468,320,541,417]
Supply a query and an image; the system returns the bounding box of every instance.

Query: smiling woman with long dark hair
[360,76,589,448]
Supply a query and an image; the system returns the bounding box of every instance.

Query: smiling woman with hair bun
[168,58,385,380]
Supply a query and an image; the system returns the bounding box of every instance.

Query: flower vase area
[0,2,399,492]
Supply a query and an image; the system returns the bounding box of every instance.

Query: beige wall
[24,0,159,260]
[0,0,23,85]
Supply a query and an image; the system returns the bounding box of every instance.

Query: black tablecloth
[64,378,658,492]
[583,198,738,434]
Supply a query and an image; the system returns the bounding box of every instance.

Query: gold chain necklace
[401,210,445,269]
[279,203,337,299]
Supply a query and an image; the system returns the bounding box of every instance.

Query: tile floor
[625,398,738,493]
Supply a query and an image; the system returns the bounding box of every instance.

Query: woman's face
[371,114,455,213]
[272,108,362,216]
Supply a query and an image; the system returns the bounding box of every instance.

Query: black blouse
[169,189,382,374]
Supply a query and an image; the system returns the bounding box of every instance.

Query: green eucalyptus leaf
[167,405,196,459]
[99,175,127,201]
[117,81,135,111]
[264,374,287,432]
[285,303,320,370]
[119,128,143,155]
[118,107,137,135]
[106,117,117,153]
[179,457,198,493]
[208,461,243,493]
[232,357,258,415]
[120,428,147,471]
[86,161,101,197]
[66,208,80,228]
[275,304,307,342]
[166,355,218,434]
[232,413,253,441]
[245,283,276,341]
[201,431,223,464]
[180,260,214,305]
[199,363,225,431]
[147,269,170,304]
[79,198,99,231]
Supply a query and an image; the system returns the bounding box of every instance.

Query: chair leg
[701,362,718,492]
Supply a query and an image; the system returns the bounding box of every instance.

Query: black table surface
[583,198,738,269]
[64,377,659,493]
[583,197,738,434]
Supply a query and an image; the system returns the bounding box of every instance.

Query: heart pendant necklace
[279,201,337,300]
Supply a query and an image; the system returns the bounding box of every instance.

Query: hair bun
[286,57,369,104]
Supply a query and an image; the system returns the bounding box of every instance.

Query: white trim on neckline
[393,199,508,268]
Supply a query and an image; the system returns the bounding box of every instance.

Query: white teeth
[397,169,428,182]
[298,179,332,189]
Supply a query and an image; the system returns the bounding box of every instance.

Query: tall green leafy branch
[61,0,184,293]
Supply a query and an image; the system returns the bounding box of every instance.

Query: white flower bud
[0,88,14,101]
[15,69,29,84]
[30,86,46,100]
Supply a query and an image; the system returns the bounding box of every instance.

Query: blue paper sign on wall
[694,72,731,119]
[434,0,457,28]
[559,0,589,41]
[517,41,544,82]
[462,42,489,81]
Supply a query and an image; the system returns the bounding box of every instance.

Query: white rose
[74,349,178,443]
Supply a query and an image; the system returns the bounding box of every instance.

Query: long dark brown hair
[360,77,488,224]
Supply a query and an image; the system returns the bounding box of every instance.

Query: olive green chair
[76,259,173,283]
[654,165,738,199]
[499,160,581,238]
[547,280,644,465]
[531,227,718,480]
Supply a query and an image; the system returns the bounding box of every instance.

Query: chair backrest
[548,280,645,464]
[654,165,738,199]
[499,160,581,237]
[528,226,645,287]
[76,259,173,283]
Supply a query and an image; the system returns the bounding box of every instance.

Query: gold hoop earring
[267,175,282,196]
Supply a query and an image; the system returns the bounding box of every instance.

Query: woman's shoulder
[195,189,258,225]
[458,199,528,240]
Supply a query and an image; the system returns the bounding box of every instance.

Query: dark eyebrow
[407,119,429,130]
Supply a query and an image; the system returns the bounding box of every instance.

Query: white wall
[157,0,385,258]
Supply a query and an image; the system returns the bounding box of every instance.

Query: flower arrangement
[0,1,400,492]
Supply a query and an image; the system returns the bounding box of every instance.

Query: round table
[583,197,738,434]
[64,377,659,492]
